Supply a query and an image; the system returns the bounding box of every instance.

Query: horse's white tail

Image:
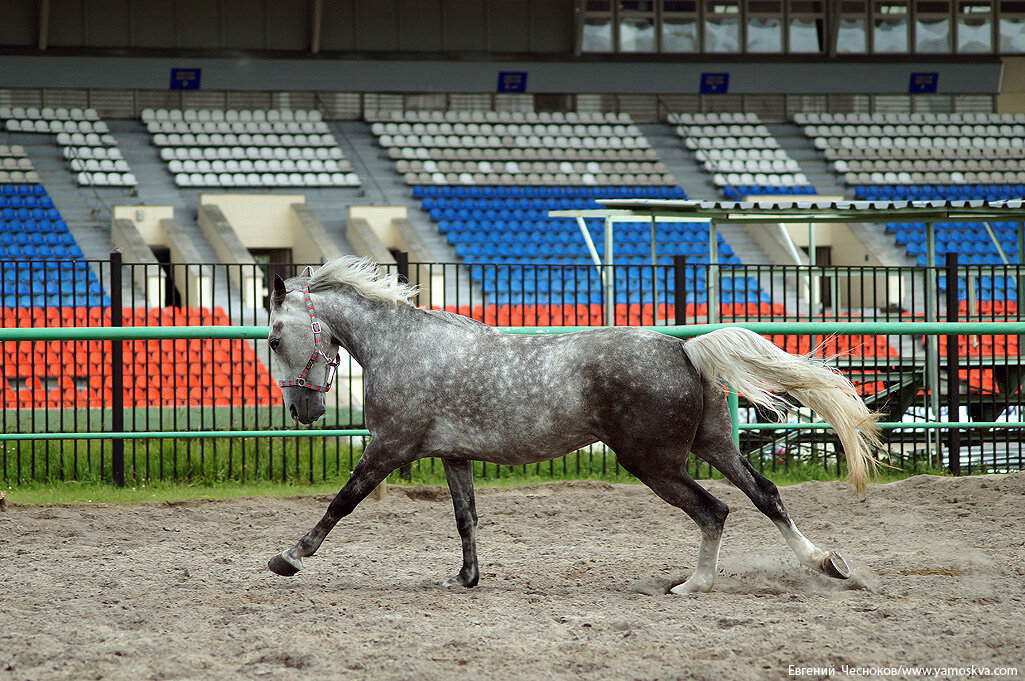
[684,327,882,497]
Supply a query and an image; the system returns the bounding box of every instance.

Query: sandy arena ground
[1,473,1024,681]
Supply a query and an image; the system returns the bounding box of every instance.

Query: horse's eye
[269,337,281,352]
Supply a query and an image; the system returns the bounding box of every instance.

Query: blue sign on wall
[497,71,528,93]
[700,73,729,94]
[909,72,938,94]
[170,68,202,90]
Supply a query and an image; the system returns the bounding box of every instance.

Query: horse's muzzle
[285,390,325,424]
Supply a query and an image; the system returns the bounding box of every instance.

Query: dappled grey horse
[265,256,881,593]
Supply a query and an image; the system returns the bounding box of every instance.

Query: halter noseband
[277,286,341,393]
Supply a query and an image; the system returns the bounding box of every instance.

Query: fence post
[673,256,687,326]
[924,220,940,466]
[395,251,412,482]
[110,251,125,487]
[945,253,961,475]
[395,250,409,288]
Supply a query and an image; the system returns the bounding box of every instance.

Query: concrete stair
[12,130,138,299]
[768,122,915,268]
[328,120,476,303]
[766,123,847,198]
[108,121,219,262]
[640,123,774,266]
[12,131,123,259]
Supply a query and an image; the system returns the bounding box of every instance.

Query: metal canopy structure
[595,198,1025,312]
[595,198,1025,223]
[552,198,1025,323]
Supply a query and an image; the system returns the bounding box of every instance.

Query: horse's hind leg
[692,400,852,580]
[441,458,479,588]
[614,443,729,594]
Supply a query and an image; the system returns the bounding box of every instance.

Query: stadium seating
[1,106,137,187]
[370,109,673,186]
[414,184,772,310]
[0,184,104,307]
[374,108,775,314]
[668,112,814,197]
[888,218,1020,269]
[797,111,1025,187]
[800,112,1024,307]
[144,108,360,188]
[1,180,277,409]
[0,144,39,184]
[930,300,1019,395]
[0,306,281,409]
[441,300,786,327]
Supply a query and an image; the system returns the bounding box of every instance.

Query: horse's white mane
[308,256,418,306]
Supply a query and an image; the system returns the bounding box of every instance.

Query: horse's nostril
[289,404,298,420]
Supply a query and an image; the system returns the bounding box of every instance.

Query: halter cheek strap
[277,286,341,393]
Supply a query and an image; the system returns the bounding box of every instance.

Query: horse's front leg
[268,440,405,576]
[441,458,479,588]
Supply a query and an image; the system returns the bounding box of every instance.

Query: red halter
[276,286,341,393]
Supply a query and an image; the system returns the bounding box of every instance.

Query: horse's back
[401,326,705,464]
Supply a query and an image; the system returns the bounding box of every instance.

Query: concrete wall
[999,57,1025,113]
[112,204,192,307]
[110,216,166,307]
[196,193,345,304]
[112,204,174,244]
[159,218,213,308]
[392,218,444,308]
[196,202,263,308]
[0,0,573,55]
[0,54,1003,95]
[199,193,306,248]
[346,206,443,307]
[291,203,342,265]
[198,193,339,264]
[346,217,398,266]
[347,206,408,242]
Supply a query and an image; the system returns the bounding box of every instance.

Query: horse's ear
[272,275,287,307]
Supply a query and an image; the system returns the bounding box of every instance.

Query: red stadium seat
[4,306,281,409]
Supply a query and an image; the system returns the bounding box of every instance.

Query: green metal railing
[4,320,1025,483]
[5,320,1025,440]
[6,319,1024,341]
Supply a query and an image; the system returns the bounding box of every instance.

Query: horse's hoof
[669,576,715,594]
[442,573,479,588]
[820,551,851,580]
[268,553,302,576]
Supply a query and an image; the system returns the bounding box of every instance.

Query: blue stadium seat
[414,185,764,307]
[1,184,105,307]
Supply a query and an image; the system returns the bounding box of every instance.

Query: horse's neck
[314,287,423,367]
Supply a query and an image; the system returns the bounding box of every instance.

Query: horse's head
[267,274,341,425]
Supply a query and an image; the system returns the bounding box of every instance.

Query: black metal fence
[2,253,1023,484]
